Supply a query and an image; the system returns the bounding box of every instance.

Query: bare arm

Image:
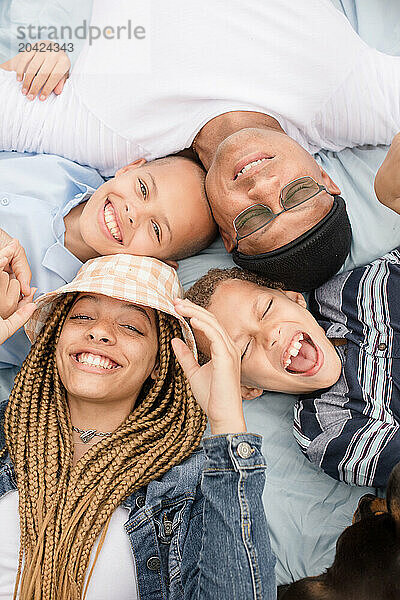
[375,133,400,214]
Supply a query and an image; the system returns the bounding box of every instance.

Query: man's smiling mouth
[104,200,123,243]
[233,154,273,180]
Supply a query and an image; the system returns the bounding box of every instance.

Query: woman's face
[56,294,159,407]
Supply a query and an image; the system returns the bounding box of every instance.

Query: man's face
[205,128,340,254]
[80,158,214,261]
[56,293,159,406]
[206,279,342,395]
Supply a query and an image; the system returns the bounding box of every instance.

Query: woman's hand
[0,302,36,345]
[0,240,36,343]
[172,298,246,435]
[0,240,35,320]
[375,132,400,214]
[0,41,70,101]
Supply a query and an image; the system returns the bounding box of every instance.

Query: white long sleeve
[303,48,400,152]
[0,0,399,175]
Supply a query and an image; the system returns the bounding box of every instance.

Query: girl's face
[56,293,159,408]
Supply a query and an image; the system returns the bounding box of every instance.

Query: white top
[0,491,138,600]
[0,0,399,175]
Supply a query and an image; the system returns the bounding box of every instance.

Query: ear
[318,166,341,196]
[150,362,160,381]
[281,289,307,309]
[164,259,179,270]
[115,158,147,178]
[219,228,235,253]
[241,385,264,400]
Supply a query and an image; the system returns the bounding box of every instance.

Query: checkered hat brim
[25,254,197,358]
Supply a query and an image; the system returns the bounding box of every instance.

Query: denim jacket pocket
[153,497,194,590]
[153,500,186,546]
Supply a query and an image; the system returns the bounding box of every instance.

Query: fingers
[17,287,38,309]
[21,52,46,97]
[175,298,237,352]
[0,272,20,319]
[39,64,69,100]
[21,48,70,100]
[15,51,35,82]
[0,239,32,296]
[0,302,36,345]
[28,56,59,99]
[53,74,68,95]
[174,299,239,363]
[171,338,200,380]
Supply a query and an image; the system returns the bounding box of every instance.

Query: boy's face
[79,158,214,262]
[206,279,342,395]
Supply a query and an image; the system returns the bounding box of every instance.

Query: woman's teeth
[236,158,268,179]
[104,201,122,242]
[74,353,119,369]
[284,333,304,369]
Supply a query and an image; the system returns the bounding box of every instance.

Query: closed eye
[261,299,273,319]
[138,178,148,200]
[152,221,161,243]
[70,314,93,321]
[241,339,251,362]
[121,324,144,335]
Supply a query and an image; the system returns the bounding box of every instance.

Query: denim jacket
[0,399,276,599]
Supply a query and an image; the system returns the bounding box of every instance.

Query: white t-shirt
[0,491,138,600]
[0,0,399,175]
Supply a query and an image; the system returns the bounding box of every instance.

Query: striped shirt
[294,247,400,488]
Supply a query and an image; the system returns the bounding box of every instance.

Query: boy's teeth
[284,333,305,369]
[237,158,267,178]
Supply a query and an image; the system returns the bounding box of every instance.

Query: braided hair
[1,294,206,600]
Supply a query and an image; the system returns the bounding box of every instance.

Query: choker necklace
[72,425,113,444]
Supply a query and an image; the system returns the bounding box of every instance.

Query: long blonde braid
[3,294,206,600]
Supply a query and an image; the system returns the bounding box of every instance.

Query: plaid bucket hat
[25,254,197,357]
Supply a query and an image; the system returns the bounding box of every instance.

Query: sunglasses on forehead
[233,176,332,246]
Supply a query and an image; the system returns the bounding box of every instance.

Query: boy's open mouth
[282,332,322,376]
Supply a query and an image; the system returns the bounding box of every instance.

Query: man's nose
[247,176,281,211]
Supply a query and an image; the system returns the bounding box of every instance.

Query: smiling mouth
[72,352,121,370]
[233,155,272,180]
[282,332,322,376]
[104,200,123,243]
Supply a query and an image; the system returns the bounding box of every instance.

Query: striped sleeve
[294,403,400,488]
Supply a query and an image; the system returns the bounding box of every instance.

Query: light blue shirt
[0,151,104,368]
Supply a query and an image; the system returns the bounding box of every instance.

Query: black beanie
[232,195,351,292]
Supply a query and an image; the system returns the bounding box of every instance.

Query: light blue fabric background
[0,0,93,66]
[0,0,399,586]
